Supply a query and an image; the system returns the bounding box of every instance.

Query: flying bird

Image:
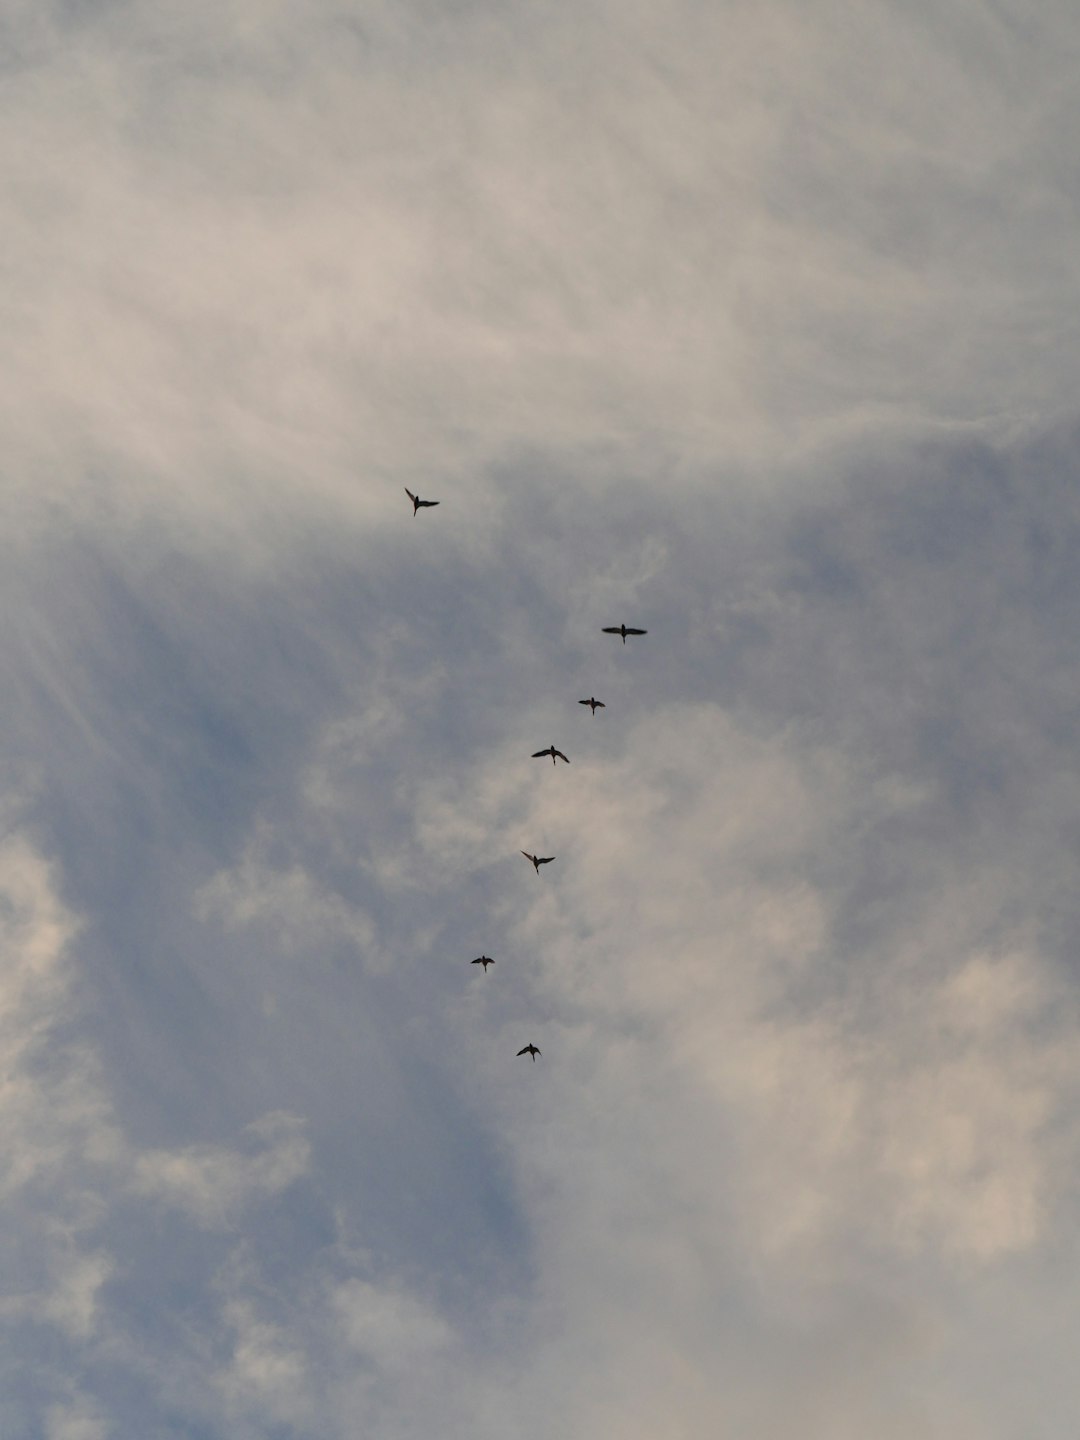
[521,851,556,872]
[471,955,494,971]
[532,745,570,766]
[579,697,605,714]
[517,1044,541,1061]
[404,487,440,515]
[602,624,647,644]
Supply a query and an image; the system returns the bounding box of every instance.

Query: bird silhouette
[532,745,569,766]
[517,1044,541,1061]
[602,624,647,644]
[471,955,494,971]
[404,487,440,515]
[579,697,605,713]
[521,851,556,872]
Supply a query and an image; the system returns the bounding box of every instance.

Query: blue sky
[5,2,1080,1436]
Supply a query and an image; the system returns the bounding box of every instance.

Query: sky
[4,0,1080,1435]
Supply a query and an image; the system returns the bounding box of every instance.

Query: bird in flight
[532,745,569,766]
[404,487,440,515]
[521,851,556,872]
[602,624,647,644]
[517,1043,541,1061]
[579,697,605,714]
[471,955,494,971]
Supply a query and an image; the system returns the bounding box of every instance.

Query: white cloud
[200,1261,482,1440]
[37,1245,115,1342]
[132,1112,310,1228]
[218,1297,314,1431]
[0,823,316,1427]
[45,1397,109,1440]
[0,834,121,1201]
[332,1278,451,1368]
[489,702,1080,1265]
[197,823,376,957]
[381,690,1080,1435]
[0,1235,115,1343]
[4,0,1080,570]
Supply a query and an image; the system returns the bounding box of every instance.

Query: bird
[521,852,556,872]
[532,745,569,766]
[471,955,494,971]
[579,697,605,714]
[404,487,440,515]
[517,1044,541,1061]
[602,624,647,644]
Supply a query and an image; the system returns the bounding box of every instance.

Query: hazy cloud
[7,0,1080,1435]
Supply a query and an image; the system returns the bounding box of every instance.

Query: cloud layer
[5,1,1080,1436]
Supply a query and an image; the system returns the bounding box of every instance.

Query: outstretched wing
[601,627,621,634]
[578,699,591,705]
[554,750,569,764]
[404,487,417,503]
[625,627,647,635]
[471,957,483,964]
[531,749,550,758]
[537,856,555,865]
[418,499,440,507]
[517,1045,531,1056]
[594,700,605,708]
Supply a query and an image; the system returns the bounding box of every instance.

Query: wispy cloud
[6,0,1080,1435]
[133,1112,310,1228]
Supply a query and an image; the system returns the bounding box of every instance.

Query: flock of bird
[406,487,648,1064]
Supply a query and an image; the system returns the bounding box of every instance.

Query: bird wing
[517,1046,531,1056]
[601,627,621,634]
[595,700,605,707]
[531,749,550,758]
[578,699,590,705]
[404,487,417,502]
[625,627,647,635]
[521,851,535,861]
[471,957,483,964]
[419,499,440,507]
[554,750,569,763]
[537,856,555,865]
